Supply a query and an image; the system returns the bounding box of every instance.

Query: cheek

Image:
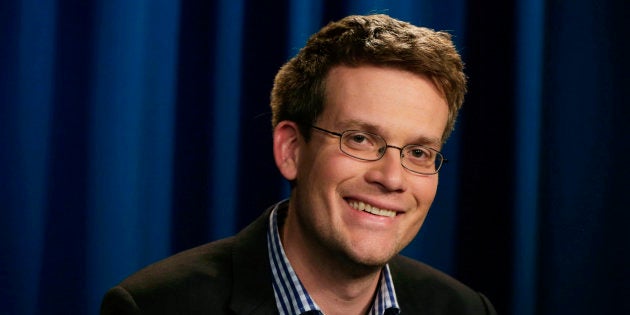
[412,177,439,209]
[299,147,356,184]
[405,179,437,239]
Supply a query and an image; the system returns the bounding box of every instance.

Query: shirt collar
[266,202,400,315]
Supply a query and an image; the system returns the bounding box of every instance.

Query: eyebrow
[335,119,443,148]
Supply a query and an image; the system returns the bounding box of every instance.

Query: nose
[364,146,406,192]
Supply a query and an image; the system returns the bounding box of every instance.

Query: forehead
[319,65,448,145]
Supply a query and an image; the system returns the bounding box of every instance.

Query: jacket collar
[229,203,283,314]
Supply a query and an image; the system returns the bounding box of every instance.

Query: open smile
[347,199,397,218]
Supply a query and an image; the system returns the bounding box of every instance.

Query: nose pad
[367,146,406,191]
[382,146,404,167]
[377,146,387,157]
[384,145,404,159]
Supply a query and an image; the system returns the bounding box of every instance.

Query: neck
[280,208,383,315]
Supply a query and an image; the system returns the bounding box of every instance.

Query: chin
[346,237,410,267]
[344,249,398,270]
[339,256,391,277]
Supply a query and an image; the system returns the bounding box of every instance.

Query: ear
[273,121,301,181]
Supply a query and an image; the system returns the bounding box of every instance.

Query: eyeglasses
[311,125,446,175]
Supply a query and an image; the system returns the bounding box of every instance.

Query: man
[101,14,496,315]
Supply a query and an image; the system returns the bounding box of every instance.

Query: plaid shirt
[267,203,400,315]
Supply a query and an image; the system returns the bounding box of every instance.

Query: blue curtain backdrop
[1,0,628,314]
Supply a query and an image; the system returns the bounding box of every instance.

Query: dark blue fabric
[1,0,627,314]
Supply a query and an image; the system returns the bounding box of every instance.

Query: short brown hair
[270,14,466,142]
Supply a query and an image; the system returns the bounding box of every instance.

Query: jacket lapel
[229,205,280,314]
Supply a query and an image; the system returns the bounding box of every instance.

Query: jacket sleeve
[100,286,142,315]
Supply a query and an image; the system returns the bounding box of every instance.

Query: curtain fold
[85,0,180,310]
[1,0,627,314]
[538,1,629,314]
[1,1,56,314]
[512,0,544,314]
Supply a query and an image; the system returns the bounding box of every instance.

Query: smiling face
[275,65,449,269]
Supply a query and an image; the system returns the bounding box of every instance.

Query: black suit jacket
[101,204,497,314]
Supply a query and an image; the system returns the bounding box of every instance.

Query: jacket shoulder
[390,255,497,315]
[102,237,237,314]
[101,205,278,315]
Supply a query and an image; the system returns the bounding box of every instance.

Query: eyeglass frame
[310,125,447,175]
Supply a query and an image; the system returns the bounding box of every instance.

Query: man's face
[286,65,449,267]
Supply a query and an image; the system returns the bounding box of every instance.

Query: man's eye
[351,134,367,143]
[407,147,432,160]
[343,132,379,151]
[410,149,426,158]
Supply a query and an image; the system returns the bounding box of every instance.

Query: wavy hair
[270,14,467,143]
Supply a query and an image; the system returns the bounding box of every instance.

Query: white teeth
[349,200,396,218]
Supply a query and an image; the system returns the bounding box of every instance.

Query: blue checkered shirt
[267,203,401,315]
